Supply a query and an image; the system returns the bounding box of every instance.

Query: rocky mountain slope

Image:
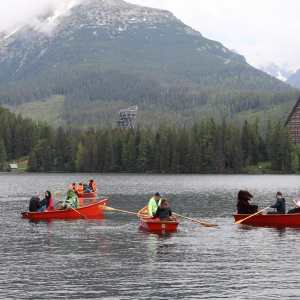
[0,0,298,129]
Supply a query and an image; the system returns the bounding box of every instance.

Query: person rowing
[148,192,163,218]
[59,189,79,210]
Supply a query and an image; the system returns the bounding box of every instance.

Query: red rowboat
[233,213,300,226]
[138,206,179,231]
[22,198,108,220]
[77,192,97,198]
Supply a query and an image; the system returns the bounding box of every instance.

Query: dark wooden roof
[284,96,300,126]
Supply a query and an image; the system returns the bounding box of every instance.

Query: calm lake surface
[1,173,300,299]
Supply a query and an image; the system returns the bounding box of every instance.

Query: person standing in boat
[156,198,172,221]
[29,192,46,212]
[148,192,163,218]
[287,191,300,214]
[268,192,286,214]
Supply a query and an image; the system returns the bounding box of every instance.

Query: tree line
[0,105,298,173]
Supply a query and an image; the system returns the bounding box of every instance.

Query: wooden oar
[173,213,217,227]
[64,201,87,219]
[99,205,140,216]
[52,200,62,208]
[233,206,270,224]
[53,191,67,194]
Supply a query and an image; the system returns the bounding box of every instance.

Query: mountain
[259,63,294,82]
[0,0,298,129]
[286,69,300,89]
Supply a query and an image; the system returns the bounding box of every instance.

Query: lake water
[1,173,300,299]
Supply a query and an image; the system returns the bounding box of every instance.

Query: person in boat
[40,190,54,211]
[236,190,258,214]
[88,180,97,192]
[83,182,93,194]
[69,183,77,193]
[268,192,286,214]
[29,192,46,212]
[148,192,163,218]
[155,197,172,221]
[77,183,84,195]
[59,189,79,210]
[287,191,300,214]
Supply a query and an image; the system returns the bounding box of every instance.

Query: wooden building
[116,106,138,129]
[285,96,300,144]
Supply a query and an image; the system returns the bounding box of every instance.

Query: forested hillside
[0,0,299,129]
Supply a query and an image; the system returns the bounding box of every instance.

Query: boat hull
[233,213,300,226]
[139,218,179,230]
[22,198,108,220]
[77,192,97,198]
[138,206,179,231]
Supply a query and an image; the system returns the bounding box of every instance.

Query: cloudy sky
[0,0,299,72]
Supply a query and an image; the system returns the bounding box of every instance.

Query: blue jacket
[270,197,286,214]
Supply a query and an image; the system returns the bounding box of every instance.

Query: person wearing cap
[148,192,163,218]
[267,192,286,214]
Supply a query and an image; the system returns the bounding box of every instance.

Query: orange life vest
[92,182,97,191]
[69,185,77,192]
[77,184,84,194]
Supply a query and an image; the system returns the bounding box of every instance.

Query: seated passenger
[69,183,77,193]
[287,191,300,214]
[59,189,79,210]
[77,183,84,195]
[29,192,46,212]
[267,192,286,214]
[148,192,163,218]
[156,198,172,221]
[44,190,54,211]
[83,182,92,194]
[88,180,97,192]
[236,190,258,214]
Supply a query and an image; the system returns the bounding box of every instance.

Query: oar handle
[64,201,87,219]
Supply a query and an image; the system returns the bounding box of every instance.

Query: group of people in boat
[148,192,173,221]
[237,190,300,215]
[29,191,54,212]
[69,180,97,195]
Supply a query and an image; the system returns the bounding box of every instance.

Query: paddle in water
[233,206,270,224]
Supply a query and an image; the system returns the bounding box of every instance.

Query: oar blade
[53,191,67,194]
[98,205,114,211]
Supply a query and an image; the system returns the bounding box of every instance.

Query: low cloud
[0,0,82,34]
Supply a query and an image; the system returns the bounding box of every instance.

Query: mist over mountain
[0,0,298,129]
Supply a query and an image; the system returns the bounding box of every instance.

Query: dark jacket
[270,197,286,214]
[29,196,42,212]
[156,206,172,221]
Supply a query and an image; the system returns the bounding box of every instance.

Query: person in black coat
[29,192,45,212]
[155,198,172,221]
[268,192,286,214]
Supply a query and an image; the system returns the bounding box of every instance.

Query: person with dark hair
[88,180,97,192]
[155,198,172,221]
[69,183,77,193]
[148,192,163,218]
[29,192,46,212]
[268,192,286,214]
[287,191,300,214]
[44,191,54,211]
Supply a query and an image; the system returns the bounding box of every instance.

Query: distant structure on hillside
[284,96,300,144]
[116,105,138,129]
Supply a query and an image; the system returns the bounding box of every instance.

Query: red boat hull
[139,218,179,230]
[77,192,97,198]
[138,206,179,231]
[233,213,300,226]
[22,198,108,220]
